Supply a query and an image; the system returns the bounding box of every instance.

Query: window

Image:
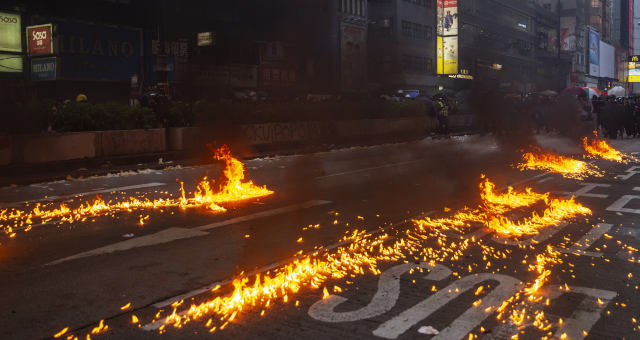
[402,54,432,73]
[425,57,433,72]
[402,0,434,8]
[402,21,412,37]
[401,21,433,40]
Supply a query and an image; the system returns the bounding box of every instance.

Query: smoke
[467,80,596,155]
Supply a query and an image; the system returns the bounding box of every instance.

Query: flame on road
[1,145,273,238]
[583,131,634,162]
[145,177,590,334]
[516,147,602,179]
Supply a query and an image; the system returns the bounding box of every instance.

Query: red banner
[438,0,457,8]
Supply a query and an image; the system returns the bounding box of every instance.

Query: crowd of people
[592,95,640,139]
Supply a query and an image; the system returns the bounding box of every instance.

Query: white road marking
[616,166,640,180]
[372,273,523,339]
[46,228,209,265]
[194,200,331,232]
[308,263,451,323]
[562,183,610,199]
[547,286,616,340]
[537,177,553,184]
[606,188,640,215]
[508,172,549,188]
[1,182,168,208]
[142,211,436,328]
[315,160,423,180]
[554,223,612,258]
[492,223,568,246]
[46,200,332,266]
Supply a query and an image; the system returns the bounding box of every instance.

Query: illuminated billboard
[26,24,53,55]
[436,0,458,75]
[0,11,22,53]
[437,36,458,75]
[589,29,599,76]
[0,53,22,72]
[629,55,640,82]
[437,0,458,36]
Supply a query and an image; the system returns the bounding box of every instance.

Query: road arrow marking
[45,200,332,266]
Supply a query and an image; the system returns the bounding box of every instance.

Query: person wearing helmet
[432,94,449,135]
[76,94,88,103]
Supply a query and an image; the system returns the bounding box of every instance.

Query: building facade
[560,0,631,91]
[368,0,438,93]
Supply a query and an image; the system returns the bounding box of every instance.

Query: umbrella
[562,86,586,96]
[607,86,625,97]
[583,87,601,99]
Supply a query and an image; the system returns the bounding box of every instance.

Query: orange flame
[0,145,273,238]
[516,147,602,179]
[148,177,589,332]
[583,131,630,162]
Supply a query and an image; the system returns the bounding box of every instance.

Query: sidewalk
[0,128,478,187]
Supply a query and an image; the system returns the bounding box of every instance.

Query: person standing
[433,95,449,135]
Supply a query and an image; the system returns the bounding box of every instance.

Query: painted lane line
[492,223,568,246]
[606,188,640,215]
[315,159,423,180]
[1,182,168,208]
[195,200,331,232]
[142,211,436,330]
[45,200,332,266]
[561,183,610,199]
[46,228,209,265]
[616,166,640,180]
[537,177,554,184]
[553,223,612,258]
[507,172,549,188]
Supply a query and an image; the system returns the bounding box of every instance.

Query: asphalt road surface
[1,135,639,340]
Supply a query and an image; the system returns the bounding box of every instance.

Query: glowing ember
[485,196,591,237]
[144,177,589,333]
[418,176,591,237]
[583,131,632,162]
[516,147,602,179]
[0,145,273,238]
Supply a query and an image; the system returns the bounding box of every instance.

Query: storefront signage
[31,57,56,80]
[0,53,22,72]
[197,32,215,47]
[628,55,640,82]
[0,12,22,52]
[26,24,53,55]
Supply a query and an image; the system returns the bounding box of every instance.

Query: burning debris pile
[1,145,273,239]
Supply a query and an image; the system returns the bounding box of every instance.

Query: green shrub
[193,99,427,124]
[52,102,158,132]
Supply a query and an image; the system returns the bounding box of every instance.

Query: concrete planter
[97,129,165,157]
[20,132,98,164]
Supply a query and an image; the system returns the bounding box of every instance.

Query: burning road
[1,135,639,340]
